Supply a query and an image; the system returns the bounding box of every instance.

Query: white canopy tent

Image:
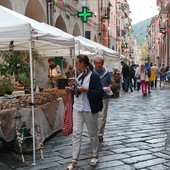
[0,6,75,55]
[0,5,36,165]
[0,5,76,165]
[76,36,119,58]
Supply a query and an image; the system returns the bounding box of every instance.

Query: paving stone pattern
[1,87,170,169]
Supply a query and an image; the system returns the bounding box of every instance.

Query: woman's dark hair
[77,54,93,70]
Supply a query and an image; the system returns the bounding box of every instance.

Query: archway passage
[25,0,46,22]
[55,16,67,32]
[73,23,81,36]
[0,0,12,9]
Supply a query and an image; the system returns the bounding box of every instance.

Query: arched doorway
[55,16,67,32]
[0,0,12,9]
[25,0,46,22]
[72,23,81,36]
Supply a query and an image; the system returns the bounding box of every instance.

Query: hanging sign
[77,7,93,22]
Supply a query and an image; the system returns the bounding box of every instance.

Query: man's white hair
[94,56,104,62]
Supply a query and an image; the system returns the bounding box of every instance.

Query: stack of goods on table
[0,89,59,111]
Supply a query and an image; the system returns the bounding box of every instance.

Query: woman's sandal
[90,156,99,166]
[66,159,78,170]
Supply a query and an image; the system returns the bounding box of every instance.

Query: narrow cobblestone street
[1,87,170,170]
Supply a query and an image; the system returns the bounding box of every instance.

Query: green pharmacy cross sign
[77,7,93,22]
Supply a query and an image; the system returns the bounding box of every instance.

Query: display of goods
[0,89,59,110]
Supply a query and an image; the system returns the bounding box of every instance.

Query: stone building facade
[0,0,99,41]
[0,0,100,88]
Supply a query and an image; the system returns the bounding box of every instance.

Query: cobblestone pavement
[1,87,170,170]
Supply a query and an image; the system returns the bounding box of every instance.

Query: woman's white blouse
[73,72,92,112]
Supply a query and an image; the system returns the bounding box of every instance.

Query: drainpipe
[98,0,101,42]
[166,20,169,66]
[47,0,52,25]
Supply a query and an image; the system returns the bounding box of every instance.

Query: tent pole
[74,40,80,78]
[29,40,36,165]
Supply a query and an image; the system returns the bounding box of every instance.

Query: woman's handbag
[62,93,73,136]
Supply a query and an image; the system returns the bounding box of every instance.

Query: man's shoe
[98,136,103,142]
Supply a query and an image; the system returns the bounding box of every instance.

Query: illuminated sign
[77,7,93,22]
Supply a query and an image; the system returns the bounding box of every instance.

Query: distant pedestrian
[130,61,136,90]
[94,57,114,142]
[135,64,141,91]
[166,68,170,87]
[136,64,148,96]
[165,65,169,72]
[159,63,166,87]
[145,63,151,93]
[150,65,156,89]
[65,54,104,170]
[153,64,159,88]
[165,65,169,82]
[120,61,132,92]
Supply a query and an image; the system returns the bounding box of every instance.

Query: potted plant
[0,77,13,96]
[0,50,45,89]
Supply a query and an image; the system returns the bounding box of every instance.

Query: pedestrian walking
[153,64,159,88]
[130,61,136,90]
[93,57,114,142]
[136,64,148,96]
[65,54,104,170]
[159,63,166,87]
[166,68,170,87]
[145,63,151,93]
[135,64,141,92]
[150,64,156,89]
[120,61,132,92]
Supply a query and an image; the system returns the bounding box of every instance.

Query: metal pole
[29,40,36,166]
[74,40,80,78]
[166,21,169,66]
[48,2,51,25]
[82,22,85,37]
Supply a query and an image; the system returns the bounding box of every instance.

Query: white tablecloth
[0,98,64,143]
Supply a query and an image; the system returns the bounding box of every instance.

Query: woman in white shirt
[65,54,104,170]
[136,64,148,96]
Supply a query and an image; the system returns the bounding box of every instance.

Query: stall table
[0,98,64,143]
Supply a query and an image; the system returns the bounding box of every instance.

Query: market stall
[0,5,75,164]
[0,97,64,143]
